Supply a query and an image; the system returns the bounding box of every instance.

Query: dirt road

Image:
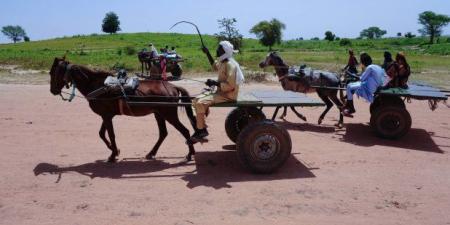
[0,82,449,225]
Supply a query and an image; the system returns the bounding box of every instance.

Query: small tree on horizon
[215,18,243,51]
[404,32,416,38]
[359,26,387,39]
[1,25,26,43]
[250,18,286,51]
[102,12,121,34]
[324,31,335,41]
[418,11,450,44]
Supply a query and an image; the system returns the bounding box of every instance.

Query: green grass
[0,33,449,88]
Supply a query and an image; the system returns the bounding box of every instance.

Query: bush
[339,38,352,46]
[124,46,136,55]
[24,36,30,42]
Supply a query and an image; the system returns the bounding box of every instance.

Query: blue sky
[0,0,449,43]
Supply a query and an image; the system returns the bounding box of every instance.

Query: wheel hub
[253,134,279,160]
[380,113,401,131]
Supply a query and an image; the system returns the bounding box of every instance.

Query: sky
[0,0,449,43]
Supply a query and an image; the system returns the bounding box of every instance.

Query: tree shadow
[181,150,316,189]
[338,123,445,153]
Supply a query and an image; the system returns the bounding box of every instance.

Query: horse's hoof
[107,157,117,163]
[318,118,323,125]
[145,154,155,160]
[185,155,193,162]
[334,123,344,128]
[300,116,307,122]
[279,116,285,120]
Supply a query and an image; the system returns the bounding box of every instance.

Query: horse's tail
[175,86,197,132]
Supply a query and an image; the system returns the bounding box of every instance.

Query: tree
[404,32,416,38]
[324,31,335,41]
[24,36,30,42]
[215,18,243,51]
[102,12,121,34]
[1,25,26,43]
[359,26,387,39]
[339,38,352,46]
[250,18,286,51]
[397,32,402,37]
[418,11,450,44]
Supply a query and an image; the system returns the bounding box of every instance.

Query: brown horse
[259,52,344,127]
[49,57,197,162]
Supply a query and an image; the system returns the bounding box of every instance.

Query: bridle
[58,62,88,102]
[261,53,290,82]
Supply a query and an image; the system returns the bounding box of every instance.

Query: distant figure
[160,45,169,54]
[382,51,393,70]
[342,53,386,117]
[170,46,176,54]
[344,49,358,74]
[148,43,158,57]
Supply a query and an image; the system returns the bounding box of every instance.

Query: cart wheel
[370,96,405,115]
[370,106,411,139]
[171,64,182,78]
[236,120,292,173]
[225,107,266,143]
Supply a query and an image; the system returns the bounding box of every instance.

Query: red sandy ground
[0,82,449,225]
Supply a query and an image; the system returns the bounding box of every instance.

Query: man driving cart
[190,41,245,142]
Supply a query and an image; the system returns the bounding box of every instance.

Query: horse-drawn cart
[311,81,449,139]
[129,90,325,173]
[368,83,448,139]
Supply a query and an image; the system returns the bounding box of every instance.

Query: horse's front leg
[317,93,333,125]
[146,113,168,160]
[164,110,195,162]
[279,106,288,119]
[290,106,307,121]
[102,116,120,162]
[99,122,113,150]
[329,94,344,128]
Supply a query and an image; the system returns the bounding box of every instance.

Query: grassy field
[0,33,449,88]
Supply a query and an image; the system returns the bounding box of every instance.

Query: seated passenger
[382,51,393,71]
[384,52,411,89]
[342,53,385,117]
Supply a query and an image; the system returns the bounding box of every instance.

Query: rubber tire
[225,107,266,143]
[171,64,182,78]
[370,106,411,139]
[370,96,405,115]
[236,120,292,174]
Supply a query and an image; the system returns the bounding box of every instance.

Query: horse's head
[259,52,283,68]
[49,57,71,95]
